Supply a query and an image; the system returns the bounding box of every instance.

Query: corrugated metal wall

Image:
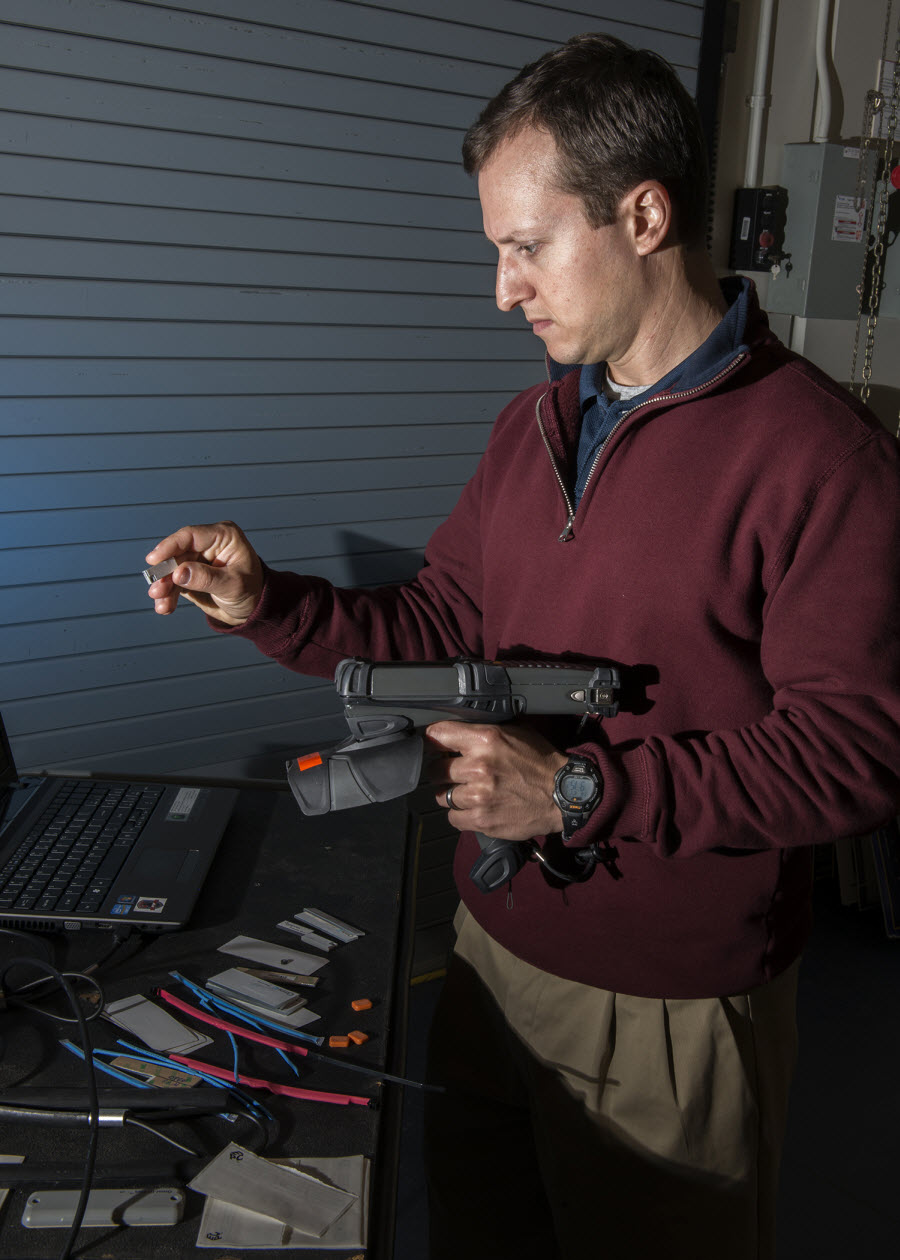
[0,0,706,790]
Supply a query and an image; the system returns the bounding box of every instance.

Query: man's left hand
[427,721,567,841]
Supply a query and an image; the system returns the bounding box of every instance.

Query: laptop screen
[0,713,22,834]
[0,710,45,840]
[0,710,18,791]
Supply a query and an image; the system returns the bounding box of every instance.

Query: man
[147,34,900,1260]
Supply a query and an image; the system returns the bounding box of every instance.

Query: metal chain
[850,0,892,391]
[854,92,879,217]
[850,89,881,391]
[867,36,900,403]
[856,0,893,204]
[850,6,900,416]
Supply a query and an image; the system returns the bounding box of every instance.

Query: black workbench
[0,787,414,1258]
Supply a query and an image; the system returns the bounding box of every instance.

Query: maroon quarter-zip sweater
[222,293,900,998]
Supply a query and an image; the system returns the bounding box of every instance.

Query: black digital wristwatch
[552,755,603,841]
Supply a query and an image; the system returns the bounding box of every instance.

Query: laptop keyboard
[0,780,164,916]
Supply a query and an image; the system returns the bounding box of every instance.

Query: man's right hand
[145,522,264,626]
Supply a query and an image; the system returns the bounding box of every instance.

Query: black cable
[0,956,100,1260]
[529,842,597,884]
[1,927,139,1035]
[528,838,622,884]
[83,926,136,974]
[5,926,134,1001]
[9,970,106,1023]
[228,1102,271,1153]
[0,1098,272,1156]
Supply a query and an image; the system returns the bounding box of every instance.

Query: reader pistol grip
[469,832,529,894]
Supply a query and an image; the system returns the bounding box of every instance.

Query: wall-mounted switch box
[729,186,787,271]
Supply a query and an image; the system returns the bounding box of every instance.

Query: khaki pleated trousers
[424,907,799,1260]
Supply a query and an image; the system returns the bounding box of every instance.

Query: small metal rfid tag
[142,556,178,585]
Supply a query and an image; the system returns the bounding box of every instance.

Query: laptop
[0,710,237,933]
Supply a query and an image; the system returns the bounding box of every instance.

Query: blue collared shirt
[573,276,751,507]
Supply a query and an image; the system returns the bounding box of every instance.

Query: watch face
[560,772,595,804]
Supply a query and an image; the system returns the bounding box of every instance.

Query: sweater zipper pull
[558,511,575,542]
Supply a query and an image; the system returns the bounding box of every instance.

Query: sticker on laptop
[135,897,167,913]
[110,903,131,915]
[167,787,201,822]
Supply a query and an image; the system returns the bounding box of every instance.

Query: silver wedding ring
[446,785,456,811]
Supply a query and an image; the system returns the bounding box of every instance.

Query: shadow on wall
[841,382,900,436]
[339,529,426,587]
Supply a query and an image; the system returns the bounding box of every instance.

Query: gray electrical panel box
[767,143,874,319]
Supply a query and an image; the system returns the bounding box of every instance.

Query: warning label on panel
[832,195,866,243]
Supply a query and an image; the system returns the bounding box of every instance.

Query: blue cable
[226,1030,240,1084]
[59,1039,153,1088]
[168,971,325,1046]
[111,1039,274,1121]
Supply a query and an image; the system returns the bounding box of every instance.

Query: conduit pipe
[744,0,777,188]
[793,0,836,356]
[813,0,834,142]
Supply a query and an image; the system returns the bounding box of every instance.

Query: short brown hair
[462,33,709,247]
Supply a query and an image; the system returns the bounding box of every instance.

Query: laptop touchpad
[131,847,201,883]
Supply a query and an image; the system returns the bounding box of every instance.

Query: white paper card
[102,995,213,1054]
[196,1155,369,1250]
[217,936,328,976]
[189,1144,355,1238]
